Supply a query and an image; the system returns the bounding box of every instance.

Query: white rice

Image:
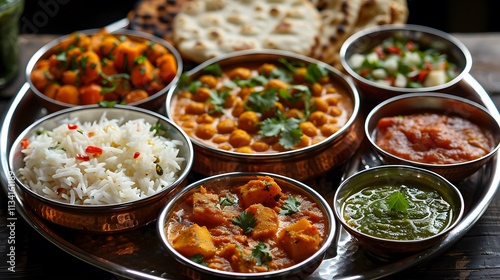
[19,113,185,205]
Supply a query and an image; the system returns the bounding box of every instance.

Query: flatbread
[311,0,363,67]
[172,0,322,63]
[129,0,188,44]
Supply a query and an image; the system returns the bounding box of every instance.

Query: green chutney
[342,184,454,240]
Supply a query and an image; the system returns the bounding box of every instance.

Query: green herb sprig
[233,211,257,234]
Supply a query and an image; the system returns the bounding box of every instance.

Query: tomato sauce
[375,113,494,164]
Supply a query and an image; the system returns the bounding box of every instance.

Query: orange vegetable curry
[170,59,353,153]
[165,176,329,273]
[30,29,178,105]
[376,113,494,164]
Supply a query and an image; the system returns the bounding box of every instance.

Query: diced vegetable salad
[348,36,460,88]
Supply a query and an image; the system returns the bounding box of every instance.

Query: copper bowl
[339,24,472,103]
[157,171,335,279]
[26,28,183,113]
[165,49,363,181]
[365,93,500,182]
[333,165,464,260]
[9,106,193,233]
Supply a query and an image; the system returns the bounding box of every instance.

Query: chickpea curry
[170,59,354,153]
[30,29,178,106]
[165,176,329,273]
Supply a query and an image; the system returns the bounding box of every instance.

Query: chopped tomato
[374,46,385,59]
[405,41,415,51]
[359,68,371,77]
[76,154,90,161]
[21,138,29,149]
[133,152,141,159]
[385,76,396,86]
[67,124,78,130]
[385,46,401,55]
[418,69,429,83]
[85,146,103,155]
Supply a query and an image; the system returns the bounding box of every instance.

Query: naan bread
[311,0,363,67]
[129,0,188,44]
[172,0,322,63]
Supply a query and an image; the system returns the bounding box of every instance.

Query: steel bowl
[8,105,193,233]
[165,49,363,181]
[333,165,464,260]
[157,171,335,279]
[26,28,183,113]
[339,24,472,104]
[365,93,500,182]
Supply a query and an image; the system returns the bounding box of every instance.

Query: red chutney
[375,113,494,164]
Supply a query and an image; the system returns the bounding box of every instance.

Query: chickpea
[308,111,328,126]
[212,135,229,144]
[192,87,212,102]
[178,91,193,99]
[227,67,252,80]
[182,121,197,129]
[312,97,329,112]
[238,111,260,133]
[238,87,254,101]
[258,63,276,76]
[232,100,245,118]
[265,79,288,90]
[185,102,206,115]
[325,86,338,94]
[328,106,342,117]
[293,67,308,83]
[228,129,251,148]
[218,144,232,151]
[271,142,287,152]
[196,113,214,124]
[251,141,270,152]
[285,108,304,119]
[235,146,254,154]
[295,135,310,149]
[311,82,323,97]
[320,123,340,137]
[217,119,236,134]
[326,96,340,105]
[199,75,218,88]
[195,124,216,140]
[299,121,318,137]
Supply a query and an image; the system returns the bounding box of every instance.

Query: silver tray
[1,74,499,279]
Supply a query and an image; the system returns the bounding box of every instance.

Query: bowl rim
[25,28,184,109]
[333,164,465,244]
[165,48,360,159]
[8,104,194,210]
[364,92,500,168]
[156,171,336,278]
[339,23,473,93]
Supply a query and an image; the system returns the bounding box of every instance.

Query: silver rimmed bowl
[9,105,193,233]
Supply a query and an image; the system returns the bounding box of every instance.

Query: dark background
[19,0,500,35]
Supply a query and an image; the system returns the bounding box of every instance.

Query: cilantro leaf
[189,254,208,266]
[305,63,328,84]
[245,87,279,113]
[386,190,409,213]
[258,111,303,149]
[202,64,222,77]
[208,89,229,114]
[280,196,301,215]
[233,211,257,234]
[252,242,272,266]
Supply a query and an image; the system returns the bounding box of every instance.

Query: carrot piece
[156,53,177,83]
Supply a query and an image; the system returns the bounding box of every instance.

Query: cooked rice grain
[19,114,185,205]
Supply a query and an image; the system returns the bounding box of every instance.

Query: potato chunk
[245,204,279,240]
[172,224,216,258]
[239,176,282,208]
[192,192,226,225]
[278,218,321,262]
